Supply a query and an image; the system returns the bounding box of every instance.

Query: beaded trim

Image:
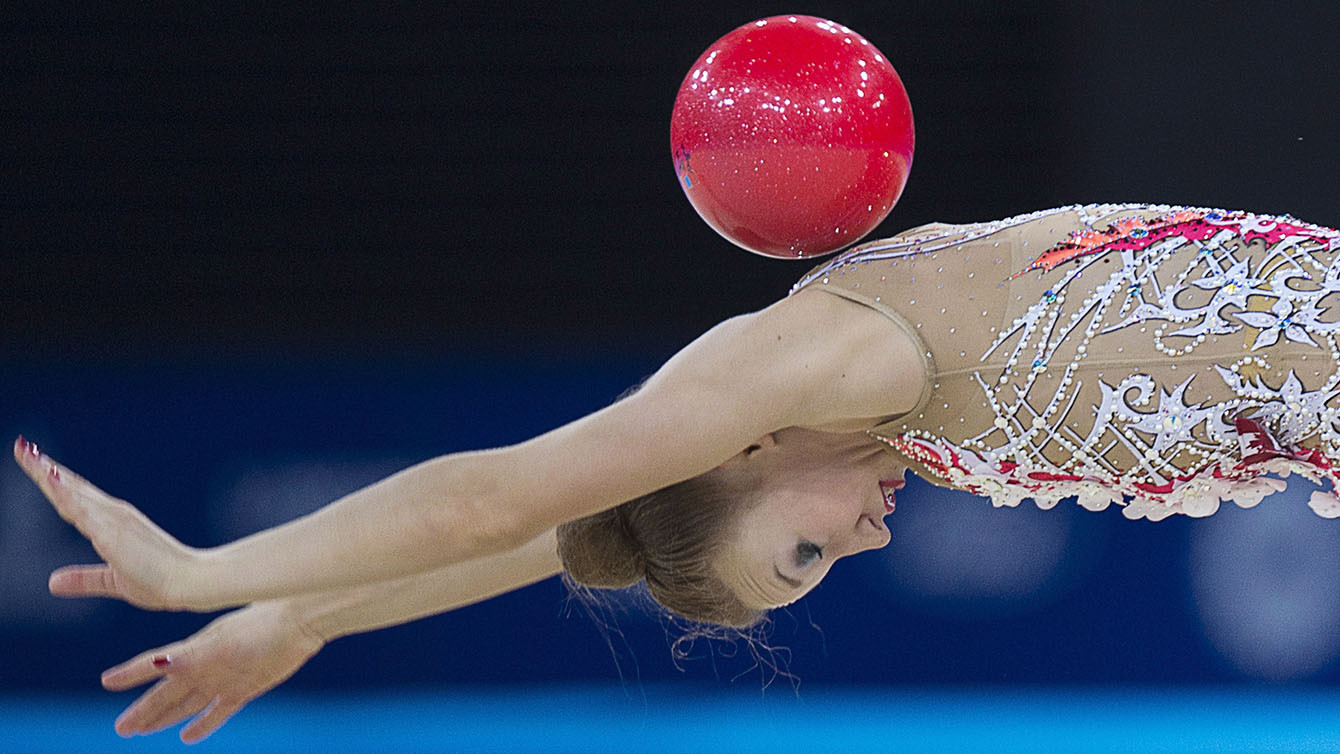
[811,204,1340,520]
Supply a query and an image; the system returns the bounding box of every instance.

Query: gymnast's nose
[854,513,891,551]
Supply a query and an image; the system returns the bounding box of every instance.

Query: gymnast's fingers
[13,437,89,529]
[114,677,194,737]
[138,690,213,737]
[181,698,244,744]
[102,646,179,691]
[49,564,121,599]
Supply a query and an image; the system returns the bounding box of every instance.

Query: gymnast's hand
[14,437,202,611]
[101,601,324,742]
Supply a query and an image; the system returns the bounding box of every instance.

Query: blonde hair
[556,472,765,628]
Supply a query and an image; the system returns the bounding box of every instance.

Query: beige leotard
[794,204,1340,520]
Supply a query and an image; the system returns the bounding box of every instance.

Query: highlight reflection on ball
[671,15,915,259]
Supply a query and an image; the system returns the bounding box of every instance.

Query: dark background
[6,1,1340,694]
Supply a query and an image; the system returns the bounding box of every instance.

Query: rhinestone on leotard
[793,203,1340,520]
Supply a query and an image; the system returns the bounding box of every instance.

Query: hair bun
[556,506,645,589]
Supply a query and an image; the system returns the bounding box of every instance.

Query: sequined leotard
[794,204,1340,521]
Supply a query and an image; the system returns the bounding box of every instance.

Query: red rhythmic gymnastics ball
[671,15,915,259]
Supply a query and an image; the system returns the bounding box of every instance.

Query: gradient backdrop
[7,2,1340,750]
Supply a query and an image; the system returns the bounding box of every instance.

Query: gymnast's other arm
[16,287,924,611]
[93,528,562,743]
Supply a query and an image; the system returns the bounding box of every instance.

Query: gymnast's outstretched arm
[92,529,562,742]
[17,287,924,611]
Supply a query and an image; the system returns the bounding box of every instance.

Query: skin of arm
[290,526,562,641]
[100,529,563,742]
[24,287,924,610]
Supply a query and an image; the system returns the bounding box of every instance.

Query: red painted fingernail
[48,465,61,483]
[151,655,172,668]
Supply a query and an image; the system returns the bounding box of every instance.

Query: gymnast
[19,203,1340,742]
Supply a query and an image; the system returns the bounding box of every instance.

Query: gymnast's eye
[795,541,824,567]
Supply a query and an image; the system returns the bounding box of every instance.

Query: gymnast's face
[712,429,904,610]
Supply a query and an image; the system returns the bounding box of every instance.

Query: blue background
[8,1,1340,749]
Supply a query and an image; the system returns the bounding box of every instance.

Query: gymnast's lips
[879,478,905,514]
